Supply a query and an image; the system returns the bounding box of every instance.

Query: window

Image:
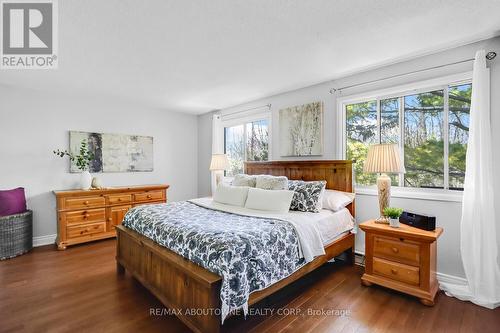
[344,80,471,191]
[224,119,269,176]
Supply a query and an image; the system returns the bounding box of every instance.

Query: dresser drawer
[64,208,105,225]
[67,222,106,239]
[63,196,105,210]
[373,257,420,286]
[107,194,132,205]
[134,191,164,202]
[373,235,420,266]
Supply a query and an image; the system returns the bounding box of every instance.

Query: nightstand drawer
[373,257,420,286]
[374,235,420,266]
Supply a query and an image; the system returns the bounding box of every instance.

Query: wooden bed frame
[116,160,355,333]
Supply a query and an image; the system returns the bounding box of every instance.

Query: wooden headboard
[244,160,355,216]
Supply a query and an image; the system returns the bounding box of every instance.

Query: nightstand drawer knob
[391,269,398,275]
[392,247,399,253]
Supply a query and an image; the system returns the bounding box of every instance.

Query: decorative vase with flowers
[53,140,95,190]
[383,207,404,228]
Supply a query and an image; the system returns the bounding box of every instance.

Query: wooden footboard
[116,225,222,333]
[116,225,355,333]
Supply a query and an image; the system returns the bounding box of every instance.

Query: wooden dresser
[54,185,169,250]
[359,220,443,305]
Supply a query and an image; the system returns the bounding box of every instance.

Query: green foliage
[383,207,403,219]
[53,140,94,171]
[346,83,471,189]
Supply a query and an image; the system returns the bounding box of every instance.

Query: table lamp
[363,144,405,220]
[210,154,230,187]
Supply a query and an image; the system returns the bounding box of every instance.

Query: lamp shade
[363,144,405,173]
[209,154,230,171]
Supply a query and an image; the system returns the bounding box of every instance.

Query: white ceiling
[2,0,500,114]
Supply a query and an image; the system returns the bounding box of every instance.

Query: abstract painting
[69,131,153,173]
[279,101,323,156]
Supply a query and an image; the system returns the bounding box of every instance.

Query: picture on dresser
[279,101,323,156]
[69,131,153,173]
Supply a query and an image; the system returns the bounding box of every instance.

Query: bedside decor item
[364,144,405,219]
[53,185,168,250]
[279,101,323,156]
[210,154,229,187]
[54,140,95,190]
[0,187,27,216]
[400,211,436,231]
[0,210,33,260]
[360,220,443,306]
[383,207,403,228]
[69,131,153,173]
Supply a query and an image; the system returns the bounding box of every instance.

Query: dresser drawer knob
[83,214,90,219]
[391,269,398,275]
[147,195,152,199]
[84,201,89,205]
[392,247,399,253]
[118,198,122,201]
[108,218,112,222]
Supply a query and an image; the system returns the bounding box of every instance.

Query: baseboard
[33,234,56,247]
[436,272,468,286]
[354,251,467,287]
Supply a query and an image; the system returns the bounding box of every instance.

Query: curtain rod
[329,51,497,94]
[221,103,271,118]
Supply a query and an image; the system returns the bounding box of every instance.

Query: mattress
[289,207,355,246]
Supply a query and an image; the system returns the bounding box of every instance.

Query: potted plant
[54,140,95,190]
[383,207,404,228]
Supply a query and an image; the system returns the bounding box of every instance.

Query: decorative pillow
[0,187,27,217]
[322,190,355,212]
[213,184,250,207]
[245,188,294,213]
[255,175,288,190]
[288,180,326,213]
[232,174,257,187]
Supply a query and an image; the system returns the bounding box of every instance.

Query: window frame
[337,72,472,202]
[222,112,272,176]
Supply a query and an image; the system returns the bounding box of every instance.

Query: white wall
[0,85,199,240]
[197,36,500,279]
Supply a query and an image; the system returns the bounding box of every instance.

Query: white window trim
[337,71,472,203]
[222,112,272,170]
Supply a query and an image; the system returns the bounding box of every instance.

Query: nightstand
[359,220,443,305]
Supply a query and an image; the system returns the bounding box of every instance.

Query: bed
[115,160,355,333]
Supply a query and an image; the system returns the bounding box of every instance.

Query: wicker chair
[0,210,33,260]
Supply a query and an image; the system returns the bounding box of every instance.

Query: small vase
[80,170,92,190]
[389,218,400,228]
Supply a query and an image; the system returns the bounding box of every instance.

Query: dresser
[54,185,169,250]
[359,220,443,305]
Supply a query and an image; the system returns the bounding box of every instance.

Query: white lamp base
[215,172,223,186]
[377,173,391,217]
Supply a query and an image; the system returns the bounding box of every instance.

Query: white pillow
[322,190,355,212]
[232,174,257,187]
[213,184,250,207]
[245,188,294,213]
[255,175,288,190]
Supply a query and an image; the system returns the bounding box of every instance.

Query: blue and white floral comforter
[122,200,308,322]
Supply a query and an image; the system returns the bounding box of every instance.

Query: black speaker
[399,211,436,231]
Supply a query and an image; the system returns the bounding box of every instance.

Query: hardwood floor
[1,239,498,333]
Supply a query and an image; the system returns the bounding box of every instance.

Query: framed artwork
[69,131,153,173]
[279,101,323,156]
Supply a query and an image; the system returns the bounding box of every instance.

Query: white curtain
[211,113,224,194]
[440,50,500,309]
